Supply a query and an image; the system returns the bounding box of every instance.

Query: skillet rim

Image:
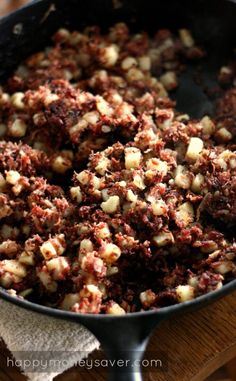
[0,279,236,321]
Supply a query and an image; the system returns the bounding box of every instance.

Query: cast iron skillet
[0,1,236,380]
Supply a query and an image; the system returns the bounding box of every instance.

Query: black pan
[0,1,236,380]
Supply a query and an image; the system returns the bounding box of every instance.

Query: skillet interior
[0,0,236,381]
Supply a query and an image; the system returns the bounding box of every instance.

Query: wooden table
[0,2,236,381]
[0,291,236,381]
[0,0,29,17]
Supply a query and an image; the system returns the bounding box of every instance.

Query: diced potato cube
[60,293,81,310]
[152,199,167,216]
[11,92,25,110]
[9,119,27,137]
[188,276,198,288]
[56,28,71,41]
[186,137,204,161]
[76,170,90,185]
[0,203,12,220]
[133,174,146,190]
[117,181,127,187]
[1,259,27,278]
[216,282,223,290]
[40,234,66,260]
[174,165,191,189]
[69,119,88,135]
[76,170,101,189]
[40,241,57,259]
[140,290,156,307]
[215,127,232,142]
[64,69,74,81]
[176,285,195,302]
[106,266,119,276]
[94,223,111,239]
[96,96,113,116]
[37,267,57,292]
[18,251,35,266]
[7,289,17,296]
[92,175,102,190]
[109,92,123,105]
[106,302,126,315]
[0,240,18,256]
[102,125,112,133]
[176,114,190,122]
[146,158,168,176]
[99,243,121,263]
[52,155,71,174]
[81,252,105,276]
[33,112,46,126]
[117,102,136,120]
[208,250,221,260]
[230,157,236,169]
[46,257,70,280]
[80,284,102,299]
[212,261,233,274]
[70,186,83,203]
[121,57,138,70]
[44,93,59,106]
[191,173,205,193]
[124,147,142,169]
[19,288,33,298]
[83,111,99,125]
[126,189,138,203]
[179,29,195,48]
[160,71,177,90]
[95,156,111,175]
[0,92,10,105]
[219,66,232,77]
[0,273,15,288]
[138,56,151,71]
[100,45,119,67]
[101,195,120,214]
[118,234,137,249]
[101,188,109,201]
[153,231,174,247]
[201,116,215,136]
[152,80,168,97]
[126,67,145,82]
[200,241,218,254]
[175,202,194,227]
[6,170,20,185]
[80,239,94,253]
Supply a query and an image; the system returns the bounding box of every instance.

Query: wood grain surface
[0,0,29,17]
[0,2,236,381]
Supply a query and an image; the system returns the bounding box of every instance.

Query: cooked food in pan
[0,24,235,314]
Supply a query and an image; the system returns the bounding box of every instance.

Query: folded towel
[0,298,99,381]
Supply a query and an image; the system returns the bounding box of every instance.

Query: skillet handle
[82,314,162,381]
[105,341,148,381]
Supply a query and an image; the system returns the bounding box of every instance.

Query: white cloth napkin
[0,298,99,381]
